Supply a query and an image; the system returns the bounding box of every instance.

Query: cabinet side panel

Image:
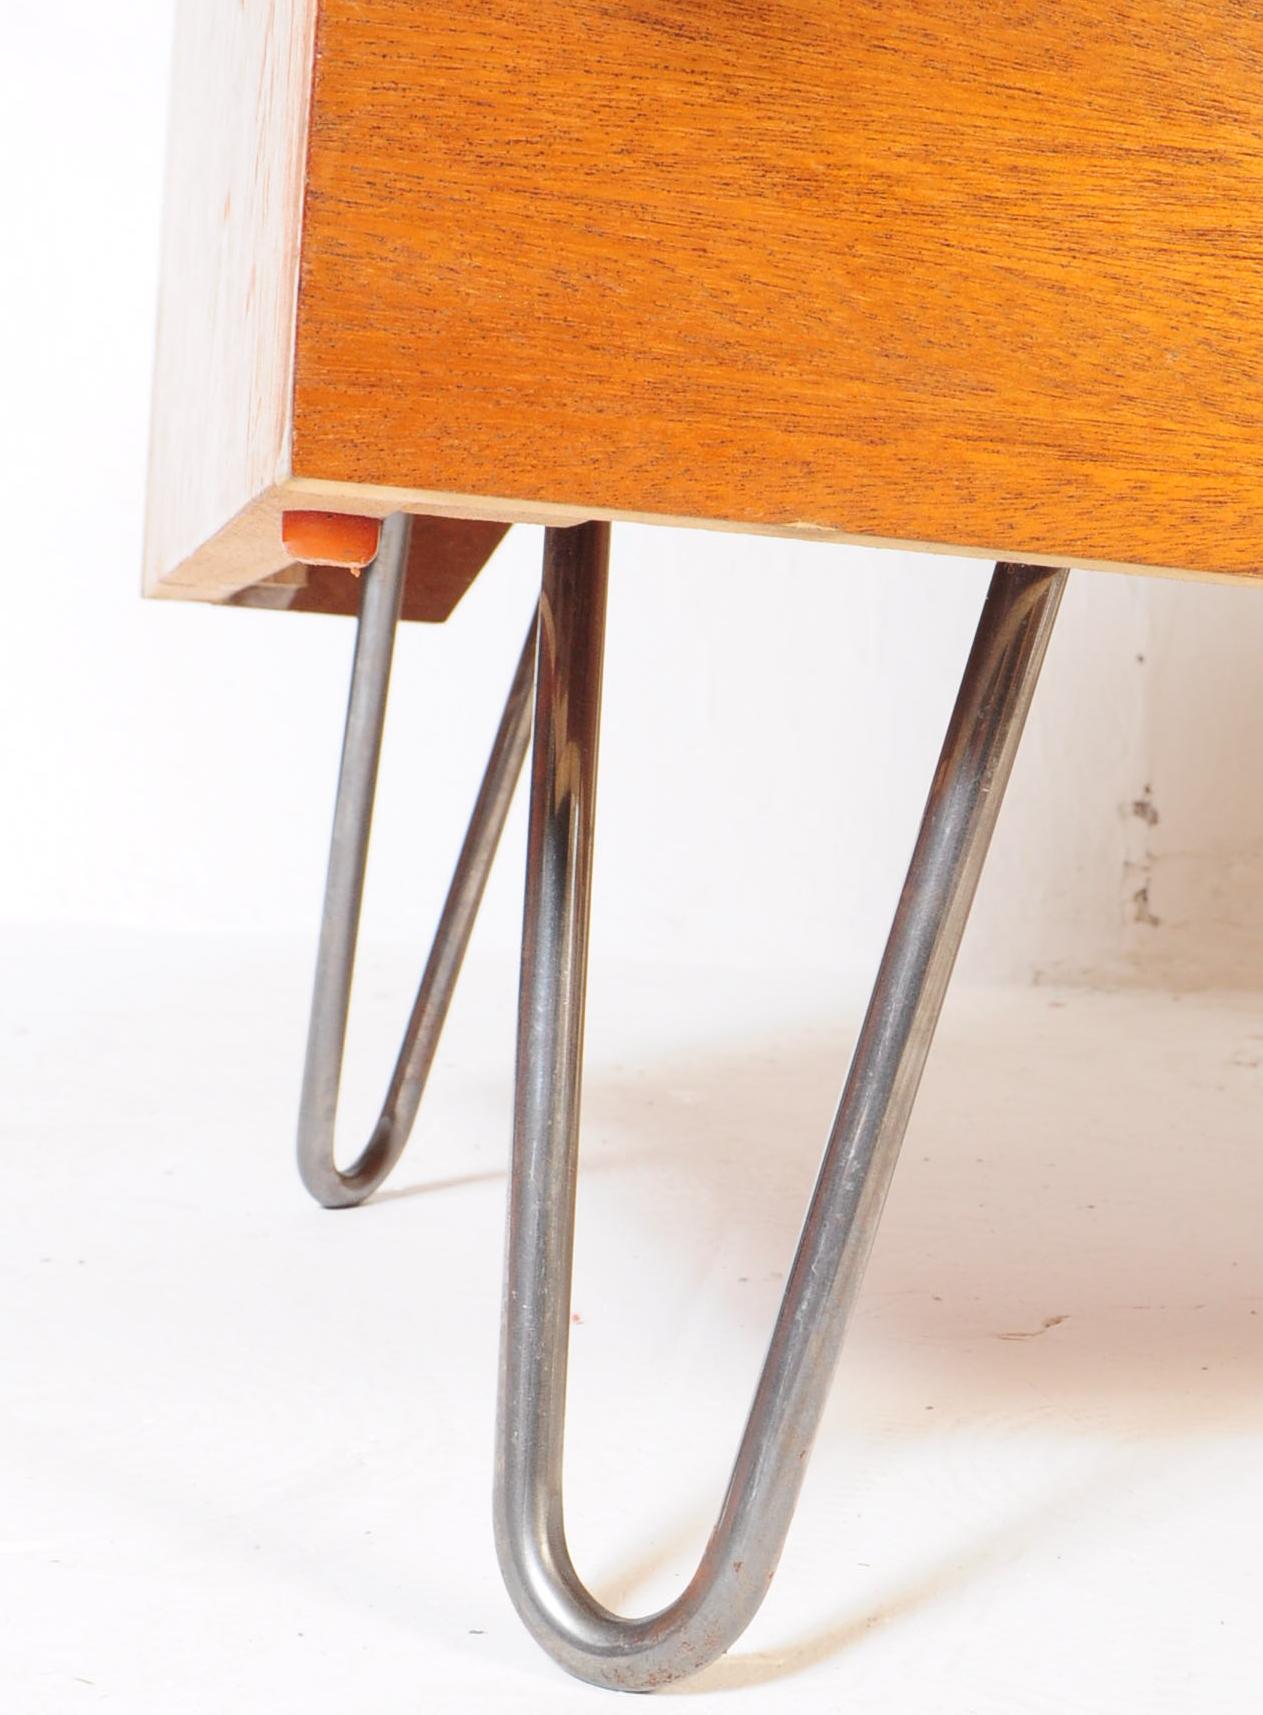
[144,0,317,595]
[292,0,1263,582]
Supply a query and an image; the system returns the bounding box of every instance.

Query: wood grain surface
[288,0,1263,583]
[144,1,508,614]
[148,0,1263,598]
[145,0,316,596]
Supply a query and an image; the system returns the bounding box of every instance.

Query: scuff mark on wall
[1123,783,1161,928]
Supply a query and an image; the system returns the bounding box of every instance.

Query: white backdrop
[4,1,1262,993]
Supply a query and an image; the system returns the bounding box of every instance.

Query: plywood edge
[146,474,1263,604]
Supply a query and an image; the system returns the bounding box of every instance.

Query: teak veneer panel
[147,0,1263,598]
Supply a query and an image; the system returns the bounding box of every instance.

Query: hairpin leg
[297,513,537,1209]
[495,523,1067,1690]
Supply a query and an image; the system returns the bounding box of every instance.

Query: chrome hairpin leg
[495,523,1067,1690]
[297,513,537,1209]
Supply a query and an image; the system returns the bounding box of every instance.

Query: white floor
[4,927,1262,1712]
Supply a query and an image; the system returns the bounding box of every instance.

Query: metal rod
[494,536,1067,1690]
[297,514,537,1209]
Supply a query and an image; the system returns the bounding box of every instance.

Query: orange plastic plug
[281,510,382,570]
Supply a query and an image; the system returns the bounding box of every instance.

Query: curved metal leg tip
[494,536,1067,1689]
[296,512,537,1208]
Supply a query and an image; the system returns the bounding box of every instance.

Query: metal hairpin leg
[297,513,537,1209]
[495,523,1067,1690]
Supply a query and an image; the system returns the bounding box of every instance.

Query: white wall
[1123,580,1263,985]
[3,2,1257,995]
